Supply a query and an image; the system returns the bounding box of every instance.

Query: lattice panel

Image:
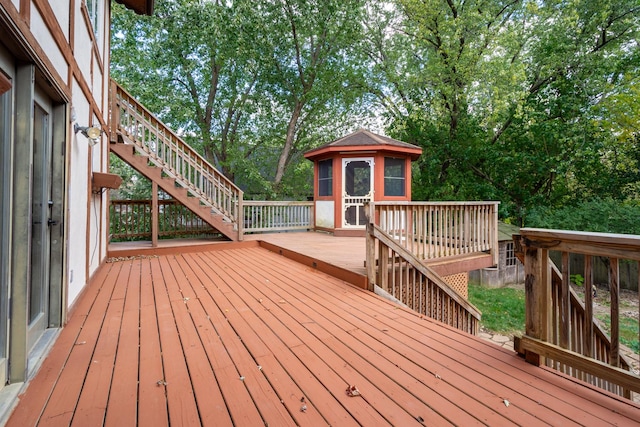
[443,272,468,299]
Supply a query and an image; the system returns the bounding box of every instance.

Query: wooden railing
[373,202,499,265]
[110,80,242,226]
[241,201,313,236]
[109,199,220,241]
[515,229,640,399]
[366,211,482,335]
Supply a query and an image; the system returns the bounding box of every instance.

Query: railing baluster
[609,257,620,368]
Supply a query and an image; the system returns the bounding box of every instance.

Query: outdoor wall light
[74,124,102,146]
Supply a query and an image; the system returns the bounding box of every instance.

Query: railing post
[365,202,376,292]
[237,194,244,241]
[491,202,499,266]
[609,257,620,368]
[524,243,550,366]
[109,79,119,144]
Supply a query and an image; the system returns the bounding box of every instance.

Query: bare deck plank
[104,259,141,426]
[5,262,119,426]
[210,249,457,426]
[39,262,126,426]
[136,258,169,426]
[230,247,517,426]
[70,264,128,427]
[150,257,201,426]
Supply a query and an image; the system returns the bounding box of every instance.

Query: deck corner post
[491,202,499,266]
[523,243,550,366]
[365,202,376,292]
[237,195,244,241]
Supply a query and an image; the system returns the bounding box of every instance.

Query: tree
[366,0,640,224]
[256,0,370,192]
[111,0,373,198]
[112,0,268,182]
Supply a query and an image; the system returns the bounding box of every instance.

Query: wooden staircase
[109,80,242,241]
[110,141,236,240]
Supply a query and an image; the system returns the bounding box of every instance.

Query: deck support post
[152,182,158,247]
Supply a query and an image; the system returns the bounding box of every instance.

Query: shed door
[342,158,373,227]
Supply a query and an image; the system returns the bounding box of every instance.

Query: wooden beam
[520,228,640,261]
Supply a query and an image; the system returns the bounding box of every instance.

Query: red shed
[304,129,422,236]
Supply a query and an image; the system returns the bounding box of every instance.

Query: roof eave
[115,0,154,16]
[304,144,422,161]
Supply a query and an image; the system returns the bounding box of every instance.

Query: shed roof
[498,221,521,242]
[304,128,422,161]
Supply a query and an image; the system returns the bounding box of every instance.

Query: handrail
[241,201,313,236]
[373,201,499,266]
[515,228,639,399]
[367,222,482,335]
[110,79,242,226]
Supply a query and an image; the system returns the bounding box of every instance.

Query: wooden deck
[7,240,640,426]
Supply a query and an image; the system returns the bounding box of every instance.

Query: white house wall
[0,0,112,309]
[30,4,68,80]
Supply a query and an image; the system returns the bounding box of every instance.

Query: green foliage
[468,285,526,335]
[368,0,640,223]
[596,315,639,353]
[111,0,371,199]
[525,198,640,235]
[109,154,151,200]
[570,274,585,287]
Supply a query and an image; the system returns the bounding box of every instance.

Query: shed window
[318,159,332,196]
[505,242,517,266]
[384,157,405,196]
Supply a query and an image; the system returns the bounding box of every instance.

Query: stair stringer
[110,141,238,241]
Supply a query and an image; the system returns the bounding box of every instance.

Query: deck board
[104,259,141,427]
[7,244,640,426]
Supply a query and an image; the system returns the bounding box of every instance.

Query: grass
[468,284,525,335]
[469,283,639,355]
[596,314,640,353]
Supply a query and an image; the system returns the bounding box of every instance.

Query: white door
[342,158,374,227]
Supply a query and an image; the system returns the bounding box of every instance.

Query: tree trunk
[274,100,304,189]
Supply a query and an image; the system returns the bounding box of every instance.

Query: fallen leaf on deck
[346,385,361,397]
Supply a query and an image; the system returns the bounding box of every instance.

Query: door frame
[26,87,54,352]
[341,157,374,228]
[5,61,67,384]
[0,44,13,391]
